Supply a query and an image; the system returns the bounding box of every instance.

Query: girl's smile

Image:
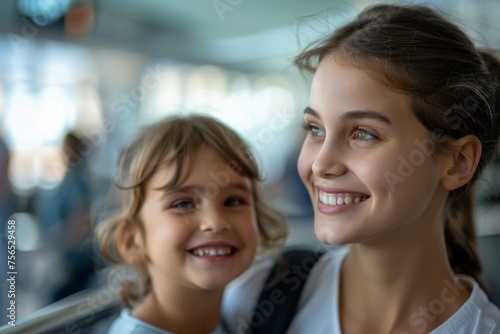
[139,147,258,290]
[187,240,239,265]
[102,114,289,334]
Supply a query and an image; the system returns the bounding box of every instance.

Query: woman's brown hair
[295,4,500,291]
[95,114,288,307]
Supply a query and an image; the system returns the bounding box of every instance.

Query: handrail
[0,286,121,334]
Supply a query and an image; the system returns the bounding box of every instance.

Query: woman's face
[298,55,449,246]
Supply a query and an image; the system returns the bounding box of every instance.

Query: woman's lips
[316,189,370,214]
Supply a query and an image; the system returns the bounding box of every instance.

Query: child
[96,114,288,333]
[223,4,500,333]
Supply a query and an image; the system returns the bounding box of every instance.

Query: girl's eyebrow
[160,182,252,198]
[304,106,392,125]
[227,182,252,193]
[159,186,198,199]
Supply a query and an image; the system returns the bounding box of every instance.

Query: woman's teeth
[319,192,367,206]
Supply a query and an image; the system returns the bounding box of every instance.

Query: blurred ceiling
[95,0,357,69]
[1,0,499,72]
[0,0,358,72]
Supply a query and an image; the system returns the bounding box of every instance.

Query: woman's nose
[311,142,347,178]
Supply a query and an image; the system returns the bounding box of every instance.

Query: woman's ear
[441,135,482,191]
[117,221,147,265]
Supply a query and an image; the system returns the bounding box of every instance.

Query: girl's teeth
[192,247,232,257]
[344,197,353,204]
[353,197,361,203]
[329,196,336,205]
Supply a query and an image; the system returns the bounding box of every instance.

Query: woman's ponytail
[444,187,489,293]
[477,50,500,166]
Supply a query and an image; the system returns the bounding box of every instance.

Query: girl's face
[298,56,449,246]
[138,147,258,291]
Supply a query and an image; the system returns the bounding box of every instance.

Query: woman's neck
[339,220,471,334]
[133,282,224,334]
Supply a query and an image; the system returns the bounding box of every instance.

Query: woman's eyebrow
[340,110,392,125]
[303,106,320,118]
[304,107,391,125]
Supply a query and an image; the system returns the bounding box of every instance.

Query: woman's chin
[314,221,350,246]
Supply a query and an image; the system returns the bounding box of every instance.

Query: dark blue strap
[249,248,325,334]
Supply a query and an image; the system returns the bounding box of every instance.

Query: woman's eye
[352,128,376,141]
[302,123,325,137]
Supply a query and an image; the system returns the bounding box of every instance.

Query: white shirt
[108,309,228,334]
[222,247,500,333]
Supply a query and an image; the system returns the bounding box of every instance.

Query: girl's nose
[311,142,347,178]
[199,208,231,233]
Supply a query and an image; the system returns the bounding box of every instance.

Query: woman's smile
[298,55,447,246]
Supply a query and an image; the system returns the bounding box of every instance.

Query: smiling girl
[223,4,500,333]
[96,115,287,334]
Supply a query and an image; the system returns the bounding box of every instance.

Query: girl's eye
[302,123,325,137]
[172,200,195,209]
[352,128,377,141]
[225,196,247,207]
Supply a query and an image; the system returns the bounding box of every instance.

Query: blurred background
[0,0,499,329]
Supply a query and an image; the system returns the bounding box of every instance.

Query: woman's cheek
[382,154,418,195]
[297,143,314,186]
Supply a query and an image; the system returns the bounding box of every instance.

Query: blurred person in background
[0,138,17,226]
[30,131,97,303]
[53,132,96,301]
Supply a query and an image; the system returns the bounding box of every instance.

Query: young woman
[223,4,500,333]
[95,115,287,333]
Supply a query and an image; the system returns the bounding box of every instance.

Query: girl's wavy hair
[95,114,288,307]
[296,4,500,291]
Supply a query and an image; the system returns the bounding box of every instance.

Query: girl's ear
[441,135,482,191]
[117,221,147,265]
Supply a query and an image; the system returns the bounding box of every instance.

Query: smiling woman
[299,58,445,247]
[222,3,500,334]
